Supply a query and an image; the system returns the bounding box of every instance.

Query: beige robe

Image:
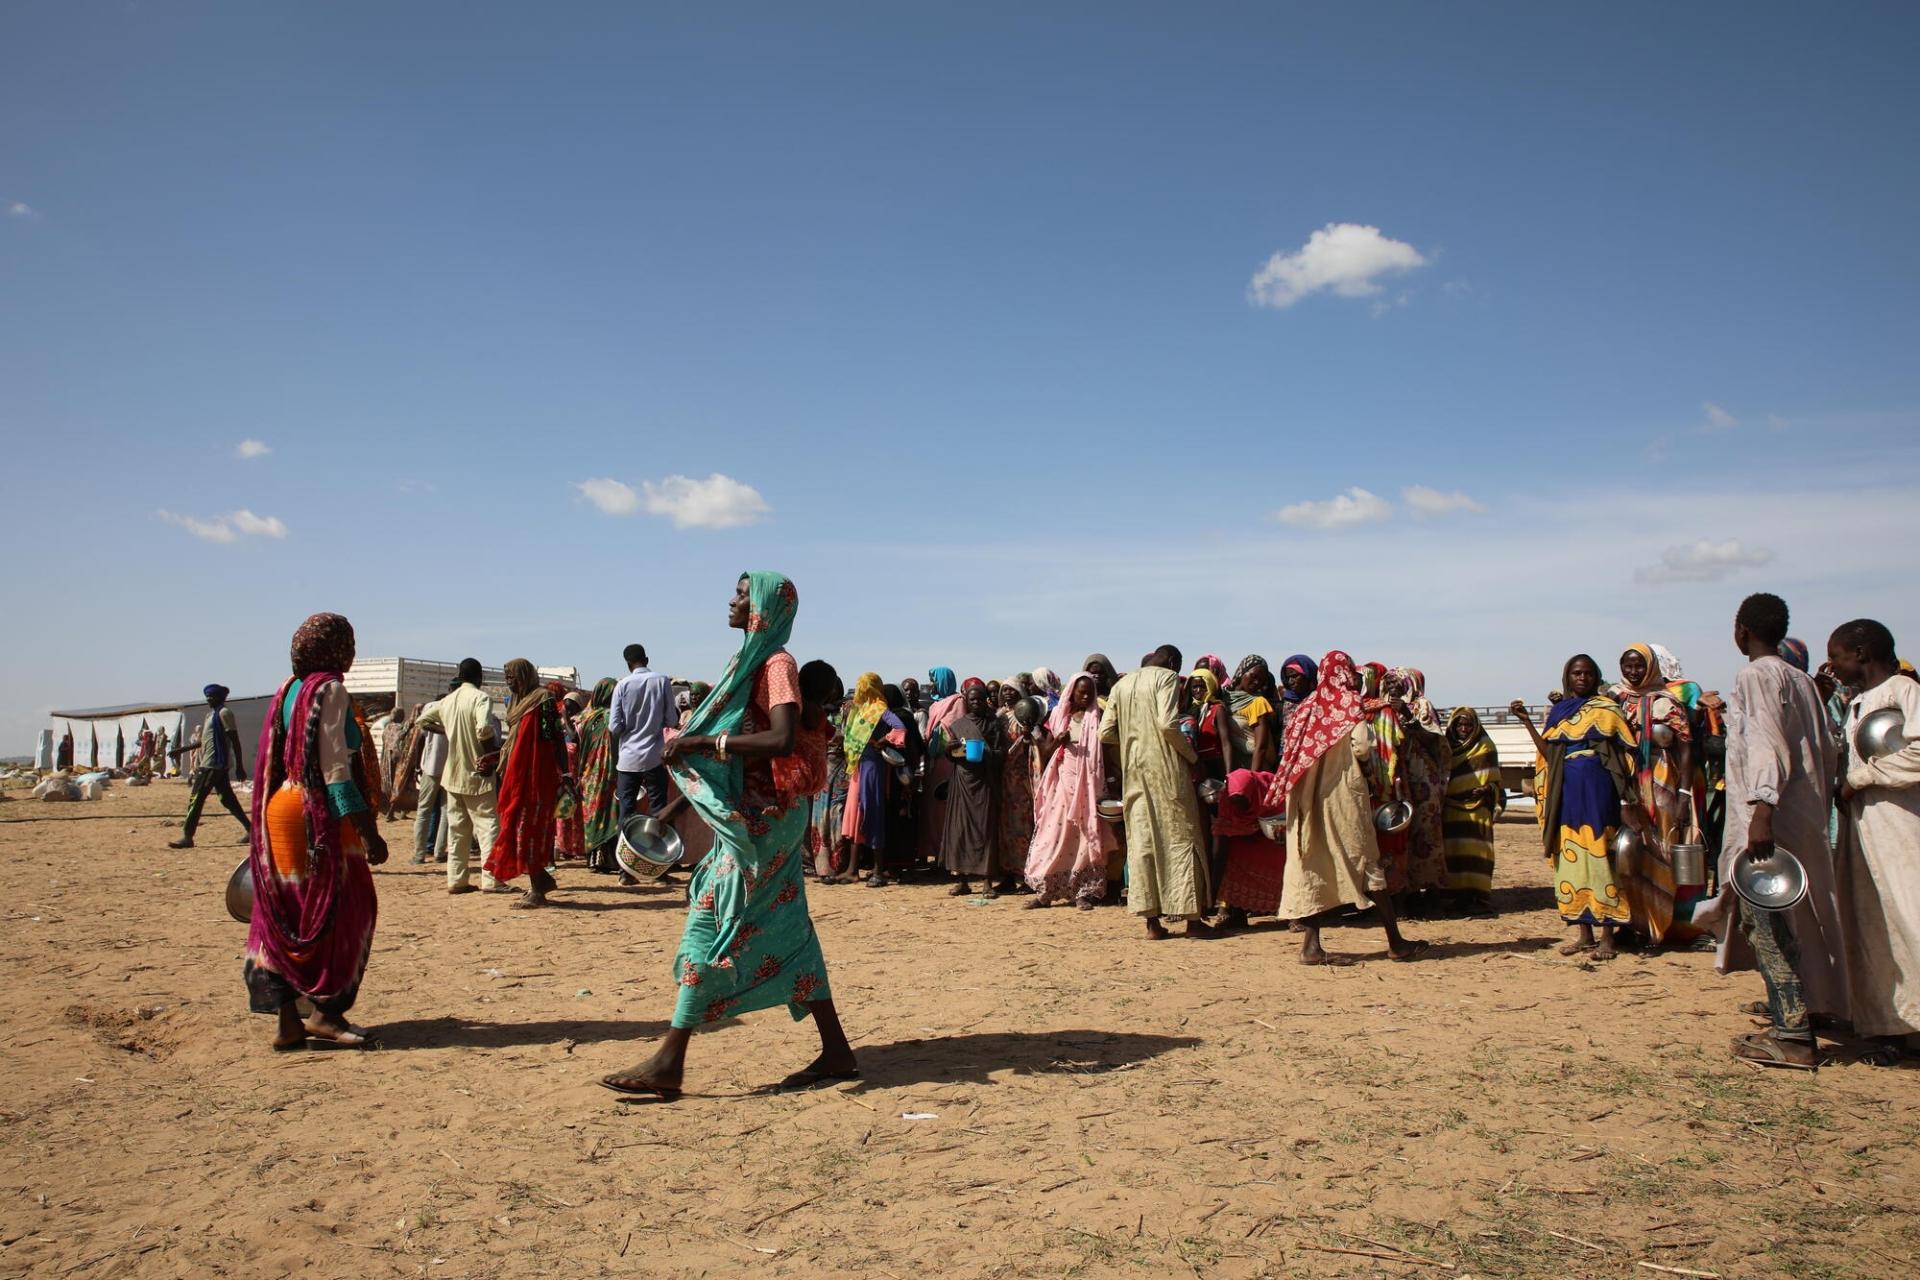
[1099,667,1208,919]
[1709,657,1848,1019]
[1839,675,1920,1036]
[1279,725,1386,919]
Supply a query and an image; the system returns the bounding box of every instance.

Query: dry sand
[1,779,1915,1279]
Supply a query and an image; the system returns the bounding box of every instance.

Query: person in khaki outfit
[413,658,504,893]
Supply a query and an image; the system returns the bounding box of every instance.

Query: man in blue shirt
[608,644,679,829]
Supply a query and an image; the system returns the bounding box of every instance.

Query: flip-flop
[304,1024,378,1050]
[1389,939,1432,963]
[1730,1031,1817,1071]
[271,1038,308,1053]
[1298,953,1355,967]
[599,1073,683,1101]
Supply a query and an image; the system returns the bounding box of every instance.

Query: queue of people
[201,583,1917,1082]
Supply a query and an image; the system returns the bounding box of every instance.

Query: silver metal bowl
[225,859,253,923]
[1731,845,1810,912]
[1856,707,1908,761]
[878,744,906,767]
[1372,800,1413,834]
[1609,825,1645,871]
[1196,778,1225,805]
[1096,799,1124,822]
[1013,696,1046,728]
[1257,815,1285,841]
[616,814,685,881]
[1649,722,1676,748]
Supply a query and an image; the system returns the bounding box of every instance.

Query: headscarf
[1196,654,1229,684]
[961,676,987,695]
[1231,654,1269,691]
[1618,642,1664,695]
[1279,655,1318,703]
[1445,706,1501,805]
[1778,638,1811,673]
[1228,654,1275,720]
[842,672,889,764]
[203,683,230,702]
[1650,644,1686,681]
[927,667,958,699]
[1032,666,1060,693]
[1268,650,1366,809]
[290,612,355,678]
[1392,666,1443,731]
[501,658,551,726]
[1047,671,1102,738]
[1188,668,1222,706]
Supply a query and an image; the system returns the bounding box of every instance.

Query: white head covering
[1650,644,1685,681]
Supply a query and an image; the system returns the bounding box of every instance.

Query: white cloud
[1248,223,1427,309]
[1273,486,1393,531]
[642,473,771,529]
[230,509,287,538]
[158,508,289,543]
[235,439,272,459]
[576,477,640,516]
[1767,414,1791,431]
[6,201,32,218]
[158,511,237,543]
[1702,402,1739,430]
[1402,485,1487,517]
[1634,538,1774,584]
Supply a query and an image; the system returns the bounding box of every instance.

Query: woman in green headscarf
[576,677,620,873]
[600,572,856,1100]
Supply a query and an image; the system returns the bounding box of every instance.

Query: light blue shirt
[608,666,679,773]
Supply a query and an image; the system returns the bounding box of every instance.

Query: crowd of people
[182,579,1918,1088]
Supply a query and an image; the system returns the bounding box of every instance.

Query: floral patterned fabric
[667,573,832,1031]
[1267,650,1366,811]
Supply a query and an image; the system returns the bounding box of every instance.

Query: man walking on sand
[1100,644,1215,939]
[413,658,505,894]
[169,683,250,849]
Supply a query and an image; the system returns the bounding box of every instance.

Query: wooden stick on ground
[1293,1242,1453,1269]
[1634,1264,1720,1278]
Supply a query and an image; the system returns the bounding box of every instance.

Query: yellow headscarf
[1189,668,1222,705]
[842,672,889,762]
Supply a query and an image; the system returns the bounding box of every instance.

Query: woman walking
[1024,672,1116,909]
[1512,655,1646,959]
[245,612,387,1050]
[484,659,571,909]
[1442,707,1502,913]
[600,572,856,1099]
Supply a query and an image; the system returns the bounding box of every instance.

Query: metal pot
[1013,696,1047,728]
[1372,800,1413,834]
[1649,722,1676,748]
[1669,836,1708,886]
[225,859,253,923]
[1096,799,1124,823]
[1609,826,1645,877]
[1196,778,1225,806]
[1856,707,1908,761]
[1731,845,1810,912]
[615,814,685,881]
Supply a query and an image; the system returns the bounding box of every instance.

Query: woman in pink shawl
[1023,672,1117,909]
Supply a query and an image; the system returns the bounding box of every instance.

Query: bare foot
[601,1049,684,1099]
[1145,918,1171,940]
[1186,919,1219,939]
[1022,896,1050,910]
[303,1014,376,1048]
[1591,938,1618,961]
[1559,938,1596,956]
[509,890,547,910]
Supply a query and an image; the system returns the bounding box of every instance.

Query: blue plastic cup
[964,738,986,763]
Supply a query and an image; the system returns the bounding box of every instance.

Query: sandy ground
[1,778,1916,1280]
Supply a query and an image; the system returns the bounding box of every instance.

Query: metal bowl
[1196,778,1225,805]
[225,859,253,923]
[1649,722,1676,748]
[615,814,685,881]
[1257,815,1285,841]
[878,744,906,767]
[1731,845,1810,912]
[1372,800,1413,834]
[1013,696,1046,728]
[1096,799,1124,823]
[1609,825,1645,868]
[1856,707,1908,761]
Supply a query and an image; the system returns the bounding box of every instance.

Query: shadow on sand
[842,1029,1202,1092]
[374,1015,669,1050]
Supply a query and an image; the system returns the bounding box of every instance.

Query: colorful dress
[1613,644,1697,941]
[244,672,378,1017]
[1216,768,1286,916]
[997,707,1039,876]
[1442,709,1503,893]
[667,573,832,1030]
[1535,695,1636,926]
[1024,673,1116,906]
[554,739,586,858]
[485,688,563,885]
[576,677,620,859]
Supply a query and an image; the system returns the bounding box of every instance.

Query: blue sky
[5,3,1919,752]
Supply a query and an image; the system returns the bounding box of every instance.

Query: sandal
[1389,939,1432,963]
[1730,1031,1817,1072]
[776,1064,861,1091]
[946,883,972,897]
[599,1071,683,1101]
